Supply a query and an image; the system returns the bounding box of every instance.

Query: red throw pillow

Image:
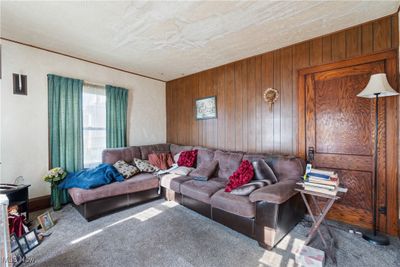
[148,152,174,170]
[177,150,198,167]
[225,160,254,192]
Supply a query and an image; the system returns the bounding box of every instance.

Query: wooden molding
[0,37,166,83]
[29,195,51,212]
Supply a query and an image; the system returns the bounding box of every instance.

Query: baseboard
[29,195,51,212]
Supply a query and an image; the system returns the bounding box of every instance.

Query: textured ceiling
[1,1,399,81]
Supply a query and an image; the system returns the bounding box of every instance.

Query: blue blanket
[58,163,124,190]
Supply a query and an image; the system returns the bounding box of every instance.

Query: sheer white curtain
[82,84,106,168]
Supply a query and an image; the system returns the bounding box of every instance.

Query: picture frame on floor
[18,235,29,254]
[10,233,19,251]
[25,230,40,250]
[11,246,24,267]
[37,211,55,231]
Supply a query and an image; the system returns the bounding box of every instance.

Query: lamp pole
[373,93,379,237]
[357,73,397,246]
[361,94,390,245]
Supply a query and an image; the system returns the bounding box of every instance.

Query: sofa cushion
[170,144,193,156]
[160,173,192,193]
[140,144,170,160]
[211,189,256,218]
[243,153,269,162]
[252,159,278,183]
[68,173,159,205]
[214,150,243,179]
[180,179,225,204]
[102,146,141,164]
[133,158,159,173]
[266,156,305,181]
[193,146,215,166]
[177,150,198,167]
[189,160,218,181]
[225,160,254,192]
[113,160,140,179]
[170,176,192,193]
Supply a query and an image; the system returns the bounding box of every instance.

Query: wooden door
[298,51,398,235]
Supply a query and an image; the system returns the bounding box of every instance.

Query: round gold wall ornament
[263,88,279,111]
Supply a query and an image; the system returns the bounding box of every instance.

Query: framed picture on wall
[195,96,217,120]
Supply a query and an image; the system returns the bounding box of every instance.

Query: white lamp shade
[357,73,398,98]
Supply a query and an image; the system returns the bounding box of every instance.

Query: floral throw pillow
[177,150,198,167]
[113,160,140,179]
[133,158,160,173]
[225,160,254,192]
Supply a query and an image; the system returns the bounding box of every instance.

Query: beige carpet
[22,199,400,267]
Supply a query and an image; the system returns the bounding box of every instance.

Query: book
[307,172,330,180]
[310,168,335,176]
[304,185,338,196]
[307,177,339,186]
[304,181,336,191]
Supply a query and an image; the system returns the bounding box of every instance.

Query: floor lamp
[357,73,398,246]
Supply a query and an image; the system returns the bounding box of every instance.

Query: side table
[295,186,347,264]
[0,184,30,220]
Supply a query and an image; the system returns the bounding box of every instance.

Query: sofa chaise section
[70,144,169,221]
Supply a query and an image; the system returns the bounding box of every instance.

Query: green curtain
[106,85,128,148]
[48,74,84,205]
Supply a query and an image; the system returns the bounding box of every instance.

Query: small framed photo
[10,233,19,251]
[17,236,29,254]
[195,96,217,120]
[37,211,55,231]
[25,230,40,250]
[11,247,24,267]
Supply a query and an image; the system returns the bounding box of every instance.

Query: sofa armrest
[249,179,299,204]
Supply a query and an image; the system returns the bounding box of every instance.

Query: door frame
[297,50,399,236]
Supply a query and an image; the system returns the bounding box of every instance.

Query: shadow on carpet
[22,199,400,267]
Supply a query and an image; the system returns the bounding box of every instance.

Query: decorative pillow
[173,152,181,163]
[177,150,198,167]
[189,160,219,181]
[148,152,174,170]
[113,160,140,179]
[169,166,195,176]
[133,158,160,173]
[230,180,272,196]
[252,159,278,183]
[225,160,254,192]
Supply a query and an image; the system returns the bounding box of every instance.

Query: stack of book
[303,168,339,196]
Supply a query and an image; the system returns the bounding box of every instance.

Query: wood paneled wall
[166,14,398,154]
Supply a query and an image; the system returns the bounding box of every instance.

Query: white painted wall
[0,40,166,198]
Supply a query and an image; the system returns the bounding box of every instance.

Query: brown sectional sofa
[69,143,305,250]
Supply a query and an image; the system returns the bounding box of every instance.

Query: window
[83,84,106,168]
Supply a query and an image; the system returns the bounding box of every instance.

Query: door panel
[314,76,372,155]
[305,61,385,229]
